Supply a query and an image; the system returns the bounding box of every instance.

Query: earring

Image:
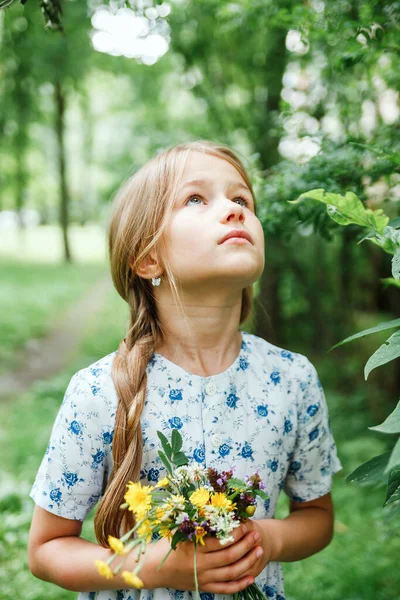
[151,276,161,287]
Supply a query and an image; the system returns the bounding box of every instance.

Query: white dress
[30,330,343,600]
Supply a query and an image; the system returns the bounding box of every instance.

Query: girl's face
[161,151,265,291]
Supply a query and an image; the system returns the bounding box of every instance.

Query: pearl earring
[151,276,161,287]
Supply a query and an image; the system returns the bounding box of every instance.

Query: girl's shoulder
[242,331,315,378]
[66,350,119,414]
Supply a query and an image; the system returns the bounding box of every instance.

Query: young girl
[28,140,343,600]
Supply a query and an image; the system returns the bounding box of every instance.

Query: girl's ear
[134,252,163,280]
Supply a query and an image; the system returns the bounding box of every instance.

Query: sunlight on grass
[0,224,108,264]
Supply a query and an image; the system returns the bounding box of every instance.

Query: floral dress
[30,330,343,600]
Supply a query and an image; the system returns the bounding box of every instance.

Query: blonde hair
[94,140,257,545]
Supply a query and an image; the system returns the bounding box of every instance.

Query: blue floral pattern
[30,331,342,600]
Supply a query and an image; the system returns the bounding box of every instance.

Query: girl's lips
[221,237,252,244]
[218,229,254,244]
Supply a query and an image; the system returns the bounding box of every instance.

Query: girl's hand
[239,518,275,578]
[146,524,265,593]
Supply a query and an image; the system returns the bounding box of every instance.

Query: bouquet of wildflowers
[95,430,269,600]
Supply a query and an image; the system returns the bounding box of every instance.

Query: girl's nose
[221,199,245,223]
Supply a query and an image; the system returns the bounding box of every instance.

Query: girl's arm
[263,492,334,562]
[28,506,263,593]
[242,492,334,574]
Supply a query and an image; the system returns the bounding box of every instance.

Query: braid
[94,285,162,546]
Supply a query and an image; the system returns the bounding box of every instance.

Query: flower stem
[193,542,200,600]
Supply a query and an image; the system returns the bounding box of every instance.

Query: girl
[28,140,343,600]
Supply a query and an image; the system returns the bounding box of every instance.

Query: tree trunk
[54,80,72,263]
[253,28,288,343]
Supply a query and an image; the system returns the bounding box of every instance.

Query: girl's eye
[185,195,250,207]
[186,195,205,206]
[234,196,249,207]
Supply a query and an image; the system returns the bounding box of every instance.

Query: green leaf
[254,489,269,500]
[384,466,400,506]
[329,319,400,351]
[227,478,247,488]
[158,450,173,476]
[170,529,187,551]
[364,234,399,255]
[172,451,189,467]
[384,438,400,474]
[157,431,173,460]
[381,278,400,289]
[171,429,183,453]
[388,217,400,229]
[346,452,391,486]
[369,400,400,434]
[392,249,400,279]
[289,188,390,234]
[364,331,400,379]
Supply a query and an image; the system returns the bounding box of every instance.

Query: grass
[0,254,399,599]
[0,260,108,374]
[0,287,127,600]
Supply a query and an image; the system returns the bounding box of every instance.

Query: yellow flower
[107,535,125,555]
[124,482,152,517]
[159,525,173,540]
[95,560,113,580]
[122,570,144,589]
[137,519,153,543]
[194,525,207,546]
[211,492,235,511]
[154,477,170,488]
[190,487,210,508]
[156,506,165,520]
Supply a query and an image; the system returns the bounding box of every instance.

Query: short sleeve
[283,358,343,503]
[30,369,110,520]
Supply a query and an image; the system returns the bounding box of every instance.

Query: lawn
[0,224,109,373]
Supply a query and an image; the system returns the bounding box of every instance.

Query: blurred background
[0,0,399,598]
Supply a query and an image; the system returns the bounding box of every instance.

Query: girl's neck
[154,296,243,377]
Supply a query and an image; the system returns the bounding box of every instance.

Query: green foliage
[157,430,189,474]
[294,182,400,510]
[330,318,400,350]
[370,400,400,434]
[290,188,390,234]
[346,452,391,486]
[364,330,400,379]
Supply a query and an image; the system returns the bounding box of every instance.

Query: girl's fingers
[208,544,262,582]
[198,524,247,553]
[207,531,258,569]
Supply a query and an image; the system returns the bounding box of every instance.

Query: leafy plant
[290,181,400,511]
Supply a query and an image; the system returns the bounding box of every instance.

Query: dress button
[212,434,221,447]
[205,382,217,396]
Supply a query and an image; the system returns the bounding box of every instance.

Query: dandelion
[107,535,125,555]
[94,560,113,579]
[124,482,152,517]
[159,525,173,540]
[190,487,210,508]
[154,477,170,488]
[122,570,144,589]
[137,519,153,543]
[211,492,235,511]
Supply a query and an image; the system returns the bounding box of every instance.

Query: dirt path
[0,274,113,401]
